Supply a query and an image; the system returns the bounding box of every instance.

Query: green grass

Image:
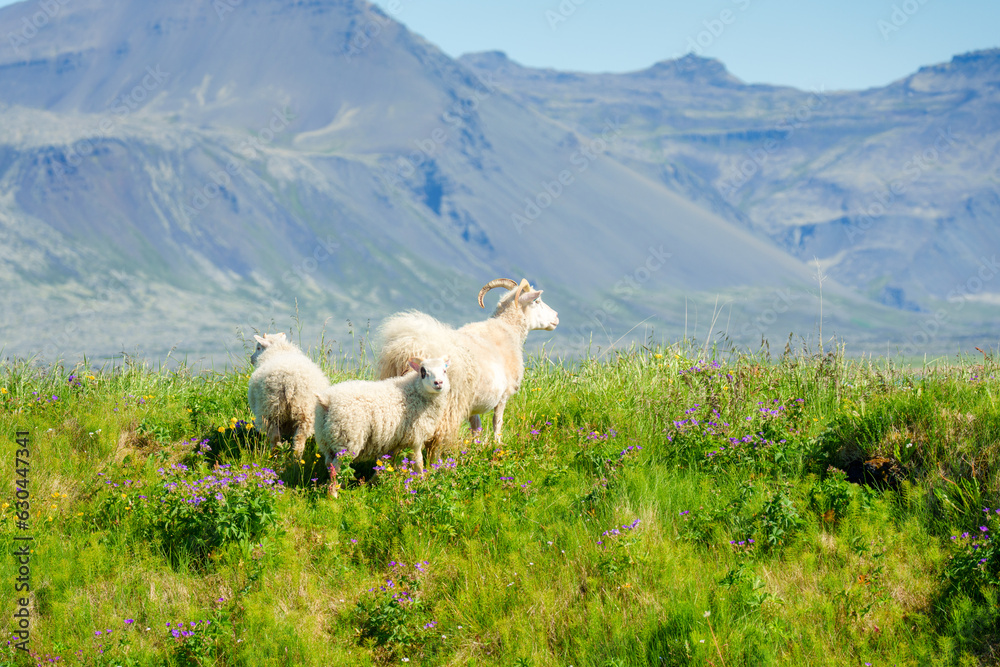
[3,342,1000,666]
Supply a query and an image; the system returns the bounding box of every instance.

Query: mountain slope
[0,0,874,361]
[460,49,1000,312]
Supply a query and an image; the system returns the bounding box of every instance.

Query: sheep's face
[251,332,286,366]
[520,291,559,331]
[409,356,450,395]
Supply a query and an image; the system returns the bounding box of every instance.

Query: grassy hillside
[3,340,1000,666]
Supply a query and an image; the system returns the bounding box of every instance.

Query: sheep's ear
[518,290,542,306]
[254,335,268,346]
[315,392,329,408]
[276,332,287,341]
[407,357,422,373]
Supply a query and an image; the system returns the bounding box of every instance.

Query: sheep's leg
[326,449,340,498]
[292,427,308,459]
[413,442,425,475]
[469,414,482,432]
[492,400,507,447]
[266,422,282,452]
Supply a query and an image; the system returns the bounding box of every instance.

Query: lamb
[375,278,559,459]
[313,356,450,495]
[247,332,330,457]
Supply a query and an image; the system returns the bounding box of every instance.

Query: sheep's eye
[420,367,427,379]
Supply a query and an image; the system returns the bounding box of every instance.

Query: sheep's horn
[478,278,518,308]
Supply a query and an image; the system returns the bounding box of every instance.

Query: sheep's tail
[375,310,454,380]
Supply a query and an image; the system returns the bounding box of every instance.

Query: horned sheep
[247,332,330,457]
[314,357,450,495]
[375,278,559,459]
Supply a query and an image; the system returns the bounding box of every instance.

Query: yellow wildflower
[218,427,225,433]
[654,354,663,359]
[0,387,6,394]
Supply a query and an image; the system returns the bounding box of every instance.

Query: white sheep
[314,356,450,495]
[375,278,559,458]
[247,332,330,457]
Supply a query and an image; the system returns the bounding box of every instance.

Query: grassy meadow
[4,337,1000,666]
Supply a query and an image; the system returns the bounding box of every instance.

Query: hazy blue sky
[366,0,999,91]
[0,0,995,90]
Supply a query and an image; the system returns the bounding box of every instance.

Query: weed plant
[2,340,1000,665]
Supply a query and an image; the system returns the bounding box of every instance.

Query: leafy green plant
[678,481,757,547]
[353,560,438,660]
[807,467,855,524]
[95,462,283,564]
[756,489,804,551]
[943,509,1000,601]
[166,612,230,667]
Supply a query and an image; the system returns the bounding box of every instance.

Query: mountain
[0,0,847,362]
[0,0,994,362]
[460,49,1000,313]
